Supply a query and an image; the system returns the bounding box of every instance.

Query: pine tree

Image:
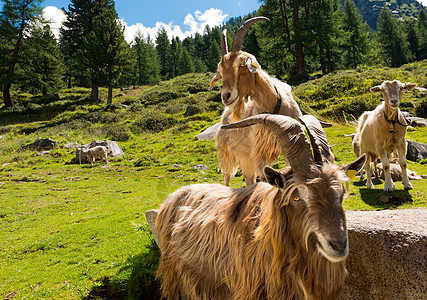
[171,37,183,77]
[243,29,261,61]
[416,9,427,59]
[193,33,206,62]
[258,0,314,76]
[406,20,420,61]
[156,27,172,79]
[0,0,42,107]
[377,7,413,67]
[178,47,194,75]
[21,24,64,97]
[61,0,116,101]
[342,0,370,68]
[142,35,161,84]
[132,33,160,85]
[207,40,221,72]
[83,6,131,105]
[310,0,343,73]
[60,0,97,88]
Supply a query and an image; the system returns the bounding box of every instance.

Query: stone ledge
[145,209,426,298]
[341,209,426,299]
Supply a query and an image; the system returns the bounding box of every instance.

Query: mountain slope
[346,0,425,29]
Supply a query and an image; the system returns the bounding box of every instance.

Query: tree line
[0,0,426,108]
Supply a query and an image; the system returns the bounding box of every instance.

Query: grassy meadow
[1,62,426,299]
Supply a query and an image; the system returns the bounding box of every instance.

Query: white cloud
[43,6,228,44]
[43,6,66,39]
[121,8,228,43]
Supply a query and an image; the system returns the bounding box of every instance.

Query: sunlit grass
[0,68,426,298]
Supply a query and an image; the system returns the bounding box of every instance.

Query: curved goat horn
[221,114,314,173]
[231,17,269,53]
[299,115,334,164]
[221,29,229,56]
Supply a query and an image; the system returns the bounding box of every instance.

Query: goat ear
[264,166,285,189]
[342,154,366,179]
[209,72,222,91]
[403,83,417,90]
[370,85,382,93]
[246,57,261,73]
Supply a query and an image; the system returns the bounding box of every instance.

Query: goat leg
[365,155,374,189]
[379,150,395,192]
[397,143,412,190]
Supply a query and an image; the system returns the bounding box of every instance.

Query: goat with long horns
[210,17,304,186]
[156,114,366,300]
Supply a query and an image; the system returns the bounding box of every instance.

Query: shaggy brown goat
[210,17,303,186]
[156,114,366,300]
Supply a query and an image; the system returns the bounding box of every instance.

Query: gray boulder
[27,138,57,151]
[75,140,124,163]
[341,209,426,299]
[62,142,81,150]
[195,122,222,140]
[406,139,427,161]
[193,164,209,171]
[406,116,427,127]
[145,210,160,247]
[168,164,183,172]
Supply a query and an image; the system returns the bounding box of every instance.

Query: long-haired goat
[209,17,303,186]
[156,114,366,300]
[356,80,416,191]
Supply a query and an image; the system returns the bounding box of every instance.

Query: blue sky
[40,0,261,42]
[2,0,426,43]
[43,0,260,28]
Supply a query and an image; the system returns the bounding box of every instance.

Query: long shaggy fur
[216,68,302,185]
[156,164,348,300]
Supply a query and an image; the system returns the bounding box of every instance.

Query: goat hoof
[384,185,394,192]
[404,184,413,191]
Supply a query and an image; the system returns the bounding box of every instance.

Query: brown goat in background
[156,114,366,300]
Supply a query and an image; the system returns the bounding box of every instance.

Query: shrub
[101,124,131,141]
[415,98,427,118]
[131,111,177,133]
[134,155,160,167]
[85,112,121,123]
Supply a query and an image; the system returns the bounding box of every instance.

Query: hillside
[349,0,426,29]
[0,63,426,299]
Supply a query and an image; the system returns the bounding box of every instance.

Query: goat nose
[222,92,231,101]
[329,238,347,252]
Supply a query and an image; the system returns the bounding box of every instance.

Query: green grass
[0,66,426,299]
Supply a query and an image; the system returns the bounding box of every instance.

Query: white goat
[356,80,416,191]
[84,146,108,167]
[210,17,303,186]
[156,114,366,300]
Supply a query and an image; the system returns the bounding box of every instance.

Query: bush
[415,98,427,118]
[131,111,177,133]
[134,155,160,167]
[334,95,380,117]
[101,123,131,141]
[85,112,121,123]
